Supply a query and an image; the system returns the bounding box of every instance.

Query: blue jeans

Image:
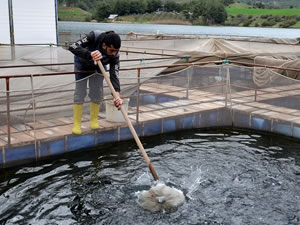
[74,57,104,104]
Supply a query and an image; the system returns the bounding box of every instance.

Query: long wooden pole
[6,78,11,145]
[97,60,159,181]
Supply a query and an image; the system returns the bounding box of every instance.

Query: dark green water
[0,129,299,225]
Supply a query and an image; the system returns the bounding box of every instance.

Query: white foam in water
[182,166,206,200]
[135,172,152,186]
[137,183,185,213]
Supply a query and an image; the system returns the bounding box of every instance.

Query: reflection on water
[0,129,299,225]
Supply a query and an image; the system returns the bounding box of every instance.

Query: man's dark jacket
[69,30,120,92]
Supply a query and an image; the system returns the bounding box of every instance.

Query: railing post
[186,66,190,99]
[8,0,15,60]
[6,78,11,145]
[225,65,228,107]
[223,60,230,108]
[136,68,141,123]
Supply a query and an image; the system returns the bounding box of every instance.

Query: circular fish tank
[0,128,299,225]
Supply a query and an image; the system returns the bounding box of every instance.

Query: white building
[108,14,118,20]
[0,0,58,45]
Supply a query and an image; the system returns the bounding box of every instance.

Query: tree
[190,0,206,21]
[206,0,227,24]
[255,2,265,9]
[95,1,112,20]
[164,0,181,12]
[77,2,88,11]
[223,0,234,6]
[146,0,162,13]
[113,0,130,16]
[129,0,147,14]
[182,9,192,21]
[66,0,78,7]
[189,0,227,24]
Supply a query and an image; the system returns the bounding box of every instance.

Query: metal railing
[1,59,300,146]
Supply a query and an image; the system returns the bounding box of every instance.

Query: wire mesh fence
[1,41,300,148]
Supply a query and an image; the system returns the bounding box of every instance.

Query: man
[69,30,123,135]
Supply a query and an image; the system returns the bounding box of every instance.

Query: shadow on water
[0,128,300,225]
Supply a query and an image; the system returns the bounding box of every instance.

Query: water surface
[0,129,299,225]
[58,21,300,39]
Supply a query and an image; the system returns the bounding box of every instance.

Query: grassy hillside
[225,6,300,28]
[58,7,92,22]
[227,7,300,16]
[162,0,300,7]
[238,0,300,8]
[115,12,190,25]
[57,4,300,28]
[229,3,251,9]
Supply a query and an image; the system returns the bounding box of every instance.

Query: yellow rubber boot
[90,103,100,129]
[72,104,83,135]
